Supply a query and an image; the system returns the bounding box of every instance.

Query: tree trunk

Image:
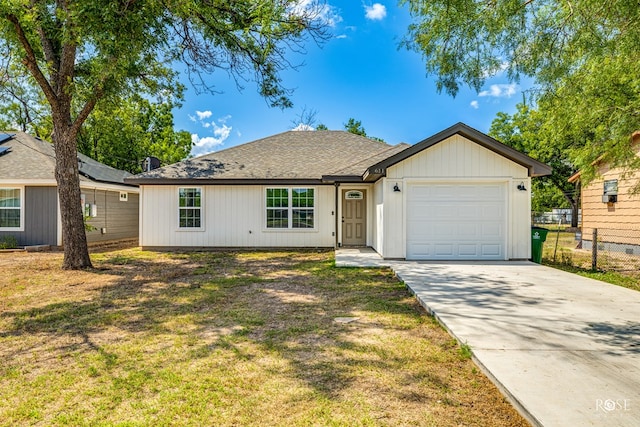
[570,181,581,228]
[53,126,93,269]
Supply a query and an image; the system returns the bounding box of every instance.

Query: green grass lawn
[0,249,526,426]
[542,231,640,292]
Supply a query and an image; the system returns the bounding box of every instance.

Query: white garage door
[407,183,506,260]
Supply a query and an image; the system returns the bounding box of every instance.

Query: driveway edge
[395,269,543,427]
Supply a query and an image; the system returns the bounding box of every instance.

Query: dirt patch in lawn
[0,248,528,426]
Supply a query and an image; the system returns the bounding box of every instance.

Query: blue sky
[175,2,528,156]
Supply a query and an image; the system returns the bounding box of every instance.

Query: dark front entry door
[342,190,366,246]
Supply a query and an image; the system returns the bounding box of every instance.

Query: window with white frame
[266,187,315,229]
[178,187,202,228]
[0,188,22,229]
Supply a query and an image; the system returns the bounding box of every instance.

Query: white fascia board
[79,181,139,193]
[0,179,57,186]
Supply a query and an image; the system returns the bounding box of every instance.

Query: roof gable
[364,122,552,181]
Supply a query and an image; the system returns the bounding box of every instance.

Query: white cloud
[291,0,342,27]
[191,124,231,156]
[195,110,213,120]
[336,26,356,40]
[365,3,387,20]
[292,123,315,131]
[189,111,233,156]
[479,83,517,98]
[470,100,479,109]
[481,61,510,79]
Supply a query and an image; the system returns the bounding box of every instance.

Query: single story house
[0,132,139,247]
[568,131,640,253]
[126,123,551,260]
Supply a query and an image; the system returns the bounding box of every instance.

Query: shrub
[0,235,18,249]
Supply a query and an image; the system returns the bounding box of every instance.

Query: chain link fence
[578,228,640,272]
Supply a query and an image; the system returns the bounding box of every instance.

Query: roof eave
[365,122,553,178]
[321,175,365,183]
[79,171,137,187]
[124,177,330,186]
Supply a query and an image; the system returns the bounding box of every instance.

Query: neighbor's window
[603,179,618,196]
[266,187,315,229]
[178,187,202,228]
[0,188,22,229]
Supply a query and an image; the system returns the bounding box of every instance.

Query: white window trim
[177,187,204,231]
[264,186,317,232]
[0,186,24,231]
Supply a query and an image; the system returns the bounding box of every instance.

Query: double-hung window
[266,188,315,229]
[178,187,202,229]
[0,188,22,230]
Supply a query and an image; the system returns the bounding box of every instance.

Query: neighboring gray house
[127,123,551,260]
[0,132,139,247]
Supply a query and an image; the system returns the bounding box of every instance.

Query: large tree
[0,80,192,173]
[77,95,193,173]
[401,0,640,178]
[489,104,580,226]
[1,0,327,269]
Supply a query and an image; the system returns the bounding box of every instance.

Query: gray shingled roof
[128,130,402,183]
[0,131,133,185]
[125,124,552,185]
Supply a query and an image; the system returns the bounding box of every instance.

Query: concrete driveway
[336,249,640,427]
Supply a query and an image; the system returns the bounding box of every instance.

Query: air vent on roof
[0,146,10,157]
[142,156,161,172]
[0,133,15,144]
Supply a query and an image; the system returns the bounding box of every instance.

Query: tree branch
[5,14,58,107]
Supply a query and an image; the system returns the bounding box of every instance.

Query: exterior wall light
[393,183,401,192]
[517,182,527,191]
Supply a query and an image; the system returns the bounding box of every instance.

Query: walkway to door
[336,248,640,427]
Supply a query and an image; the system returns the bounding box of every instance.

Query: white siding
[372,180,384,253]
[140,185,336,248]
[387,135,526,179]
[380,135,530,260]
[509,178,532,259]
[382,179,404,258]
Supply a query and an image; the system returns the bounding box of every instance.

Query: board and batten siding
[386,135,526,179]
[0,186,58,246]
[372,180,384,254]
[140,185,336,248]
[379,134,531,259]
[580,163,640,245]
[85,189,139,244]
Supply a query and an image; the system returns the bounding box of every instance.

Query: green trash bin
[531,227,549,264]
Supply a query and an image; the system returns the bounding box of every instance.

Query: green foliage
[315,123,328,131]
[344,118,367,136]
[0,235,18,249]
[343,118,385,142]
[458,342,472,361]
[402,0,640,179]
[83,215,96,232]
[77,95,193,173]
[0,66,50,135]
[489,104,579,216]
